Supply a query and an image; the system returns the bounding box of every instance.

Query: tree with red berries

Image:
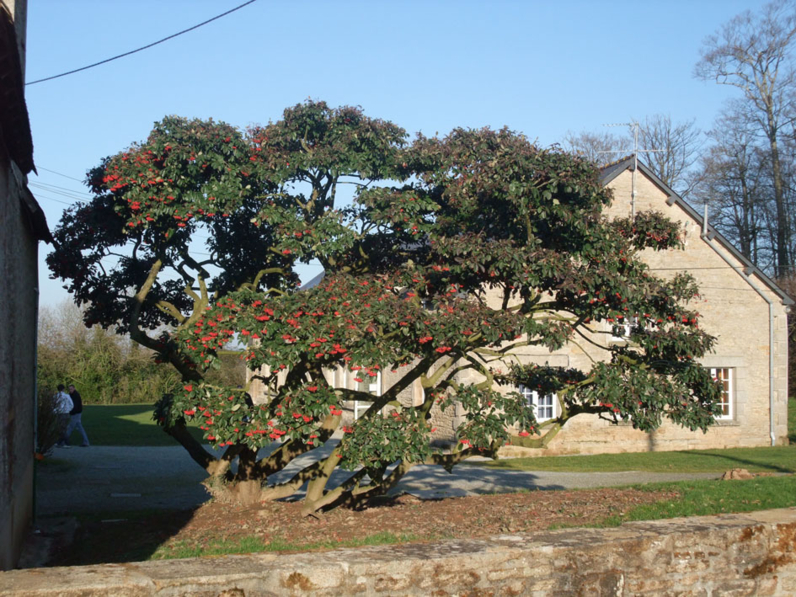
[48,101,722,512]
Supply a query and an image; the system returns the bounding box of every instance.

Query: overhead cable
[37,166,85,182]
[26,0,258,86]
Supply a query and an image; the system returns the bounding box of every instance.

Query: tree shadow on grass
[32,435,724,567]
[687,450,796,474]
[47,508,199,566]
[390,465,567,499]
[30,442,212,567]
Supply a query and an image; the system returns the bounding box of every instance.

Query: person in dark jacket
[65,384,90,447]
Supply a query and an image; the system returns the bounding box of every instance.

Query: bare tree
[695,102,769,266]
[638,115,703,199]
[563,116,703,199]
[562,130,625,166]
[696,0,796,276]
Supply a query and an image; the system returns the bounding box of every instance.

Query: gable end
[599,157,793,306]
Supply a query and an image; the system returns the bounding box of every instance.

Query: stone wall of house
[0,152,37,570]
[245,357,465,443]
[496,169,790,457]
[244,166,790,456]
[2,508,795,595]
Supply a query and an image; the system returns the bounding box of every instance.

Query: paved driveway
[36,445,721,516]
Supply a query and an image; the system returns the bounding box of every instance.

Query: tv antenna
[600,121,664,219]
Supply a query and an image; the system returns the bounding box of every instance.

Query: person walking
[64,384,90,447]
[54,384,73,448]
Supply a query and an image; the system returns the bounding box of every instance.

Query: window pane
[519,385,556,421]
[709,368,733,419]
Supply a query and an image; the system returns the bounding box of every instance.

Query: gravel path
[35,445,721,516]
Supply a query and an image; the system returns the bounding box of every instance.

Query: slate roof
[0,3,33,174]
[300,271,326,290]
[1,3,51,243]
[600,155,793,306]
[599,154,635,179]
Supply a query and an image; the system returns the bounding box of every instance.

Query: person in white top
[54,384,74,448]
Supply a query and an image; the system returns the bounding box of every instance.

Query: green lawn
[76,397,796,453]
[54,400,796,564]
[151,531,419,561]
[790,396,796,444]
[474,445,796,474]
[65,405,796,475]
[596,474,796,527]
[475,397,796,474]
[73,404,205,447]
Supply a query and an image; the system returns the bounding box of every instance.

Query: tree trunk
[766,109,791,276]
[166,422,214,472]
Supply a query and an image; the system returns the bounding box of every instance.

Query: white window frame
[709,367,734,420]
[609,316,636,343]
[338,367,382,420]
[518,384,557,422]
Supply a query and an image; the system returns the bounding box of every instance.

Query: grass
[597,474,796,528]
[52,509,196,566]
[74,404,205,447]
[476,394,796,474]
[49,396,796,563]
[65,475,796,564]
[150,531,419,560]
[473,445,796,474]
[789,396,796,444]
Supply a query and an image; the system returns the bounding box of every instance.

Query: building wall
[499,169,789,456]
[3,508,796,595]
[0,0,37,570]
[247,166,789,456]
[0,151,38,570]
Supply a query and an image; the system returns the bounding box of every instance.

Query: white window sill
[713,418,739,426]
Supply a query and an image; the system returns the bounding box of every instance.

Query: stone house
[249,156,791,455]
[0,0,51,570]
[500,156,791,455]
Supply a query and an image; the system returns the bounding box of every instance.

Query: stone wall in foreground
[1,508,796,595]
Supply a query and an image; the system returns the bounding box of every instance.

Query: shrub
[36,388,63,456]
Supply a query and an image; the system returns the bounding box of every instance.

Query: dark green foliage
[36,388,62,455]
[47,101,723,511]
[37,304,245,404]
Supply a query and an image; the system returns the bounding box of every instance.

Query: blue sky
[24,0,767,307]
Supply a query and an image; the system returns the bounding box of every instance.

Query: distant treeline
[38,302,245,404]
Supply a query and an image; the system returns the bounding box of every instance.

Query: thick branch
[128,259,164,352]
[166,422,215,472]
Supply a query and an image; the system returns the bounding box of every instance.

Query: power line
[37,167,84,182]
[32,180,89,195]
[29,182,90,202]
[32,192,73,207]
[26,0,259,86]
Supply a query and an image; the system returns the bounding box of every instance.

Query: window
[709,367,733,420]
[353,370,382,397]
[609,316,636,343]
[609,316,659,344]
[519,385,557,421]
[337,367,382,420]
